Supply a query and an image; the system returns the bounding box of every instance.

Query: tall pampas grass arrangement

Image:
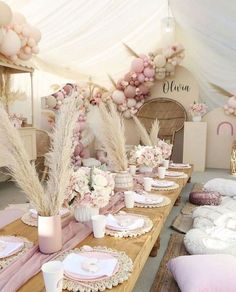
[0,97,78,216]
[133,116,159,147]
[91,102,128,172]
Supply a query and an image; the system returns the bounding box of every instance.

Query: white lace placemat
[152,182,179,191]
[105,212,153,238]
[135,195,171,208]
[56,246,133,292]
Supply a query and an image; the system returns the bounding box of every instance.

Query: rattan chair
[136,98,187,144]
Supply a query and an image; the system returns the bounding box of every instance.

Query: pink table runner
[0,192,125,291]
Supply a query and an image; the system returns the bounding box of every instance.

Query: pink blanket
[0,192,125,291]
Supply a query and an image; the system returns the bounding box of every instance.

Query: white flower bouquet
[66,167,115,208]
[129,145,163,168]
[157,139,173,159]
[189,102,207,116]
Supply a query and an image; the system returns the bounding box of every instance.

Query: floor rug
[171,214,193,234]
[150,233,188,292]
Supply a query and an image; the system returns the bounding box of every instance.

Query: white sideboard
[183,121,207,171]
[0,127,36,167]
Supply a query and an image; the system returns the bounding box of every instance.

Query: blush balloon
[112,90,126,104]
[143,67,155,78]
[124,85,136,99]
[131,58,144,73]
[137,73,145,83]
[0,1,12,26]
[11,12,26,25]
[138,84,149,95]
[29,26,41,43]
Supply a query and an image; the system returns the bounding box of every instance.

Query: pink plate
[0,236,24,259]
[64,251,119,282]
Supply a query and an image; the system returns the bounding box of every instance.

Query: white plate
[169,163,190,168]
[134,193,164,205]
[165,171,185,177]
[152,180,175,188]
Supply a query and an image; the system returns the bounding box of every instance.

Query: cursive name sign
[163,81,191,94]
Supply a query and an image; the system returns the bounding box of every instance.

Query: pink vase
[38,215,62,254]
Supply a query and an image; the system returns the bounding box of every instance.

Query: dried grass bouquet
[0,97,79,216]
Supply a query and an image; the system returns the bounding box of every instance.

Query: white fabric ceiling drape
[5,0,236,120]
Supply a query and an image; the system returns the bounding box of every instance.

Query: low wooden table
[1,178,189,291]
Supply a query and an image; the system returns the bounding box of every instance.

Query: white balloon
[11,12,26,25]
[228,97,236,108]
[0,30,21,57]
[127,98,136,108]
[154,54,166,68]
[29,26,41,43]
[46,96,57,109]
[123,110,132,119]
[22,24,31,38]
[112,90,126,104]
[0,1,12,26]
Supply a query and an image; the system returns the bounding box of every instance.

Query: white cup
[124,191,135,208]
[92,215,106,238]
[158,166,166,179]
[129,165,136,176]
[143,177,152,192]
[41,261,63,292]
[162,160,170,169]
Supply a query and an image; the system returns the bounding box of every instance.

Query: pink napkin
[0,209,25,229]
[0,217,92,291]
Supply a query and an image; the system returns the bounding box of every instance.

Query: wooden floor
[0,170,191,292]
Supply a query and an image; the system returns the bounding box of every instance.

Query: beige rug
[171,214,193,234]
[150,233,188,292]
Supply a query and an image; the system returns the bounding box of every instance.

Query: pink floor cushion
[189,191,221,205]
[168,254,236,292]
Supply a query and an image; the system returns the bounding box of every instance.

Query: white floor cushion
[184,228,236,255]
[204,178,236,197]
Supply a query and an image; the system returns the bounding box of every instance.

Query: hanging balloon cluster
[210,83,236,116]
[0,1,41,61]
[45,82,106,167]
[111,43,185,118]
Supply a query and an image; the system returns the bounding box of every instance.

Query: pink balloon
[80,148,90,159]
[74,143,83,156]
[78,121,86,131]
[116,79,124,90]
[137,73,145,83]
[29,26,41,43]
[131,58,144,73]
[22,24,31,38]
[24,45,31,54]
[143,67,155,78]
[0,30,21,56]
[63,84,73,95]
[124,85,136,98]
[124,72,132,82]
[31,45,39,54]
[18,50,32,60]
[138,84,149,95]
[27,37,36,47]
[56,91,64,100]
[13,23,22,34]
[73,123,81,134]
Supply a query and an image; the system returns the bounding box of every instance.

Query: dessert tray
[134,192,171,208]
[21,208,70,227]
[56,245,133,292]
[0,236,33,271]
[105,212,153,238]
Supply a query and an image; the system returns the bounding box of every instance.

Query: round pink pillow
[189,191,221,206]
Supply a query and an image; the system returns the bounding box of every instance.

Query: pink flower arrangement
[129,145,163,167]
[65,167,115,208]
[157,139,173,159]
[9,113,23,128]
[189,102,207,116]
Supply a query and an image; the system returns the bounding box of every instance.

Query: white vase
[139,165,153,173]
[114,171,133,190]
[192,115,202,122]
[74,205,99,222]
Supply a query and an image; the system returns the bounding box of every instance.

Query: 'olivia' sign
[162,80,190,94]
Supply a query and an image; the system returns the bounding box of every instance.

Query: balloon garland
[111,43,185,118]
[0,1,41,61]
[44,43,185,166]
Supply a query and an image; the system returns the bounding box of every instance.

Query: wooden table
[1,178,189,291]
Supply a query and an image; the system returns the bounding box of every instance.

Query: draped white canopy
[5,0,235,121]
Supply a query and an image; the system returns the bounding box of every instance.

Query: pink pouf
[189,191,221,206]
